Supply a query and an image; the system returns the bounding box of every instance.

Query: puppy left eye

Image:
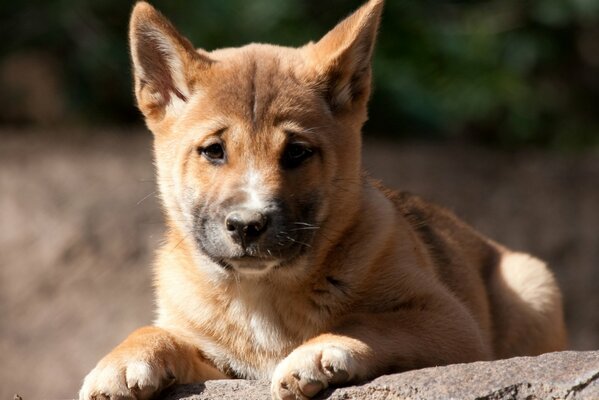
[199,143,226,163]
[282,143,314,169]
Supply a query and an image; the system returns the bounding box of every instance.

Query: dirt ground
[1,129,597,399]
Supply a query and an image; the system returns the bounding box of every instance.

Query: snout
[193,195,319,273]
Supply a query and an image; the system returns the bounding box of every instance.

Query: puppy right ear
[303,0,383,114]
[129,2,212,121]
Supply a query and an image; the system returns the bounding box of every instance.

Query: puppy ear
[129,2,212,120]
[305,0,383,113]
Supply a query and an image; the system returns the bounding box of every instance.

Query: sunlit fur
[80,1,567,399]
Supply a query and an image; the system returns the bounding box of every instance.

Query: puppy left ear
[304,0,383,113]
[129,2,212,121]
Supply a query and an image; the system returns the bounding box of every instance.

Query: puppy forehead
[198,45,322,128]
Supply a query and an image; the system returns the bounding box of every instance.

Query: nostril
[245,221,265,237]
[225,213,246,236]
[226,221,237,232]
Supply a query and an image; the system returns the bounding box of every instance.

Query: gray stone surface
[160,351,599,400]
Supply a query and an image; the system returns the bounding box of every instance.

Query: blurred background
[1,0,598,398]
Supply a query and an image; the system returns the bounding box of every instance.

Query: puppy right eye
[199,143,226,163]
[281,142,314,169]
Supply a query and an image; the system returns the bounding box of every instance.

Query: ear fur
[129,2,212,120]
[305,0,383,112]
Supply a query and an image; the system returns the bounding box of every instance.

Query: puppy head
[129,1,383,276]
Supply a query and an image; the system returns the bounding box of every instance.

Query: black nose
[225,210,268,246]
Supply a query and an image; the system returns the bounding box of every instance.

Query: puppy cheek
[297,191,325,226]
[192,203,222,253]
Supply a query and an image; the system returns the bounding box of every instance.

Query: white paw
[271,343,358,400]
[79,358,174,400]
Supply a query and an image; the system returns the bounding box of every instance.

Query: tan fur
[80,1,567,399]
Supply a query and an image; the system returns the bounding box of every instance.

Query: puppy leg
[79,326,226,400]
[271,334,373,400]
[271,295,490,400]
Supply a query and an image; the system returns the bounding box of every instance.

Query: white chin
[229,259,279,276]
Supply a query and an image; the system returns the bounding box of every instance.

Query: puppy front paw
[271,342,359,400]
[79,354,174,400]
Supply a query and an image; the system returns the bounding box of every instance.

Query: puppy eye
[199,143,226,163]
[282,143,314,169]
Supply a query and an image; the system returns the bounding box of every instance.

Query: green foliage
[2,0,599,148]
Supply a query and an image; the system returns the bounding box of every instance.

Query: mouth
[221,256,281,275]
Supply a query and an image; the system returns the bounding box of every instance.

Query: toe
[279,384,298,400]
[298,377,324,397]
[323,364,349,385]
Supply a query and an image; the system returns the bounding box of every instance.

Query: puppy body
[80,1,566,399]
[154,185,565,378]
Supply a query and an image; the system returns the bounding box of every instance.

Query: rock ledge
[160,351,599,400]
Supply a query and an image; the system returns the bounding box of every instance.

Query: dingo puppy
[80,1,567,399]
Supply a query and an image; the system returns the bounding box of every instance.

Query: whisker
[289,227,320,232]
[136,191,157,206]
[296,125,333,134]
[169,234,189,253]
[284,235,312,248]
